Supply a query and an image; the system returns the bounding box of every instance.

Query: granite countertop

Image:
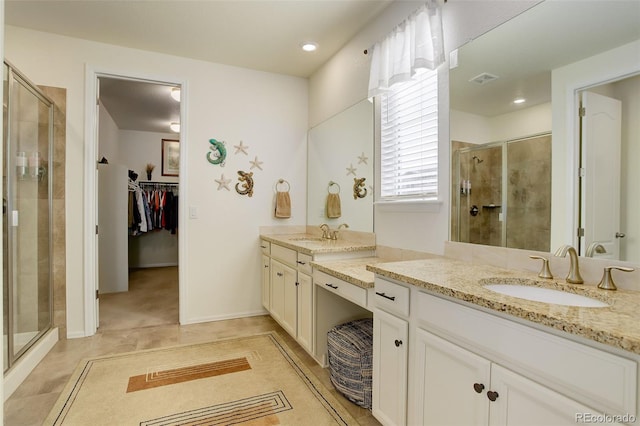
[260,233,376,256]
[311,257,392,289]
[367,258,640,355]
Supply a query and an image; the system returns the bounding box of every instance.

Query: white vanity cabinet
[413,329,607,426]
[264,242,314,355]
[409,290,635,426]
[372,278,410,426]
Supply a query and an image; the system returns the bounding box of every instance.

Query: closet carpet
[98,266,180,330]
[3,267,381,426]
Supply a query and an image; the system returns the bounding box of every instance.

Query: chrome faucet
[553,245,584,284]
[585,242,607,258]
[320,223,330,239]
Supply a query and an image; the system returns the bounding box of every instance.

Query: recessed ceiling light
[170,122,180,133]
[513,98,526,104]
[170,87,181,102]
[301,42,318,52]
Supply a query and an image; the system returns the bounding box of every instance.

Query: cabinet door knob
[473,383,485,393]
[487,391,499,402]
[394,339,403,347]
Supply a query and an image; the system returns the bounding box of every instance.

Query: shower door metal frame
[3,61,54,372]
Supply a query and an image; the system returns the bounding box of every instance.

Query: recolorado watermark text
[576,413,636,424]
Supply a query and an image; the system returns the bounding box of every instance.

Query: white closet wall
[98,164,129,293]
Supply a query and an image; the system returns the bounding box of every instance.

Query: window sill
[374,199,443,213]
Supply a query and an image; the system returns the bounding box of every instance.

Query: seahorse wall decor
[206,138,227,166]
[235,170,254,197]
[353,177,367,199]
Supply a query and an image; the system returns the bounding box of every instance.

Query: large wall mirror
[307,99,374,232]
[449,0,640,263]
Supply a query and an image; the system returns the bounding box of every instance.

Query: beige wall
[6,26,309,337]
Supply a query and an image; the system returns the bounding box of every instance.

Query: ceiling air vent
[469,73,499,85]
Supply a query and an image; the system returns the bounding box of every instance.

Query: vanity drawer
[417,291,637,417]
[260,239,270,255]
[271,244,296,267]
[374,277,410,318]
[297,253,313,275]
[314,270,367,309]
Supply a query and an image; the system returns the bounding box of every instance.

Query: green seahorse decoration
[206,138,227,166]
[235,170,254,197]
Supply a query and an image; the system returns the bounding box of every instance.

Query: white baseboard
[180,310,268,325]
[4,328,58,401]
[130,262,179,269]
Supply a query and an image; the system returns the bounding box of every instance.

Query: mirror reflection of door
[579,73,640,263]
[580,91,621,260]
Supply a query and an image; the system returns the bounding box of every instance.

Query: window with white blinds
[379,69,438,201]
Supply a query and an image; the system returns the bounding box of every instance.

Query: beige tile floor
[4,267,380,426]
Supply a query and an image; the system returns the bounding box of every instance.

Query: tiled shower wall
[40,86,66,339]
[451,135,551,252]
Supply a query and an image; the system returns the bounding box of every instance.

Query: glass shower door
[3,62,53,372]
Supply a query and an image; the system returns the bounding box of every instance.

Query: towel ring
[275,178,290,193]
[328,181,341,194]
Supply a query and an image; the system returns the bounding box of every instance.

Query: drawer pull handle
[297,261,306,265]
[376,291,396,301]
[264,265,269,268]
[394,339,403,347]
[260,245,267,249]
[277,272,283,277]
[473,383,485,393]
[487,391,499,402]
[325,283,339,289]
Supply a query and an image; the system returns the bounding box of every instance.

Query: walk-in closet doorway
[94,75,182,332]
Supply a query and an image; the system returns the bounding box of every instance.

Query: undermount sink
[289,237,325,242]
[484,284,609,308]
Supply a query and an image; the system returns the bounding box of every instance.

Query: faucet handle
[319,223,330,239]
[529,255,553,279]
[597,266,635,291]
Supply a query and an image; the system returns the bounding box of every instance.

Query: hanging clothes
[129,180,179,236]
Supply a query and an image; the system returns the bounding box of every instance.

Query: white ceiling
[450,1,640,117]
[5,0,393,132]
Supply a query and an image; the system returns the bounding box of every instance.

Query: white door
[489,364,610,426]
[412,329,491,426]
[296,272,313,353]
[581,91,622,258]
[261,255,270,310]
[94,80,101,327]
[372,309,408,426]
[270,260,286,325]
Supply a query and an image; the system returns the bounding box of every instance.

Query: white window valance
[368,0,444,98]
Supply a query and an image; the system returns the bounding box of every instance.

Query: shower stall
[3,61,54,373]
[451,133,551,252]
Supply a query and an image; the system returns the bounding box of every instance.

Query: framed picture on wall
[162,139,180,176]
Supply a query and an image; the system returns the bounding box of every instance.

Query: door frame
[83,66,188,336]
[551,48,640,253]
